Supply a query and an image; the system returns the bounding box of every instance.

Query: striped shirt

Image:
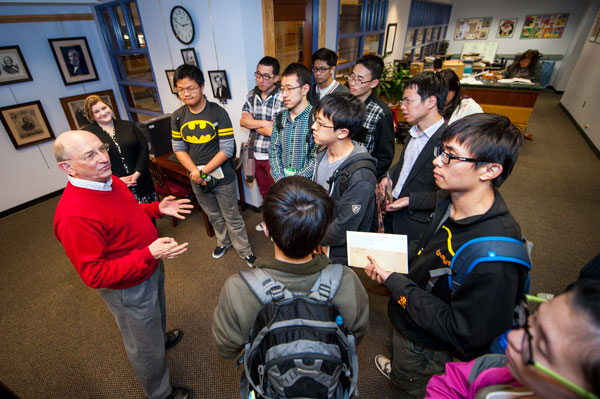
[242,85,284,160]
[269,104,316,181]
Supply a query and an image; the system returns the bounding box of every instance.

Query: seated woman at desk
[502,49,542,83]
[439,69,483,125]
[82,95,158,204]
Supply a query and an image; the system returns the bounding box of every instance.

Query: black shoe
[165,329,183,350]
[244,253,257,268]
[212,244,232,259]
[165,386,193,399]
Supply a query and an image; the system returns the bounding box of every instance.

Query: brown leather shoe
[524,132,534,140]
[165,329,183,350]
[166,386,193,399]
[367,282,391,296]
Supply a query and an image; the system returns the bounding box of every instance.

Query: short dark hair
[312,48,338,67]
[438,69,461,120]
[258,56,280,76]
[282,63,312,87]
[315,92,366,142]
[263,176,334,259]
[442,113,523,187]
[173,64,205,88]
[405,71,448,114]
[567,280,600,396]
[355,54,384,80]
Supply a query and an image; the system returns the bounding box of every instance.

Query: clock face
[170,6,195,45]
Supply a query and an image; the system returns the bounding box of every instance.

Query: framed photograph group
[0,101,55,150]
[590,13,600,44]
[59,90,120,130]
[384,23,397,54]
[165,70,177,94]
[0,46,33,86]
[48,37,99,86]
[181,48,198,67]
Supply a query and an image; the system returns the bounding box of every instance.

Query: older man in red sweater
[53,130,194,399]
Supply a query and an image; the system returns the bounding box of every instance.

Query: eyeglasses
[254,72,274,81]
[313,120,335,129]
[312,66,332,74]
[399,97,421,106]
[281,86,301,94]
[346,73,372,85]
[175,86,200,95]
[521,311,598,399]
[64,143,109,162]
[433,146,488,165]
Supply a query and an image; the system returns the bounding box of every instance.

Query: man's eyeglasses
[312,66,332,74]
[399,97,421,106]
[521,310,599,399]
[64,143,109,162]
[346,73,372,85]
[175,86,200,95]
[433,146,488,165]
[254,72,274,81]
[281,86,301,94]
[313,120,335,129]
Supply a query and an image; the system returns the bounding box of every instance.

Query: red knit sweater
[54,177,161,289]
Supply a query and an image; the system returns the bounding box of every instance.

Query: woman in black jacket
[82,95,158,203]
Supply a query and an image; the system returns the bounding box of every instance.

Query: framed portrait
[48,37,99,86]
[590,13,600,43]
[0,101,55,150]
[497,19,518,38]
[455,17,493,40]
[59,90,120,130]
[384,23,397,54]
[181,48,198,67]
[0,46,33,86]
[520,14,568,39]
[165,70,177,94]
[208,70,231,100]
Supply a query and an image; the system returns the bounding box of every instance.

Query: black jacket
[314,145,377,264]
[384,123,445,242]
[385,189,528,360]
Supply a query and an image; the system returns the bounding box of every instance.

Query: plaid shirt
[362,94,386,153]
[242,85,284,157]
[269,104,316,181]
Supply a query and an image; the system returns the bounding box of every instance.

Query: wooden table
[461,80,543,131]
[155,152,248,237]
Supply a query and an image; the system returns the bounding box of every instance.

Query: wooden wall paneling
[262,0,276,56]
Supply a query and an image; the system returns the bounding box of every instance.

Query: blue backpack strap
[308,264,344,301]
[239,269,292,304]
[448,236,532,292]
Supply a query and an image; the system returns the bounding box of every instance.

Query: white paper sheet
[346,231,408,274]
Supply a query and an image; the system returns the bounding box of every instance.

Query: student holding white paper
[365,113,529,399]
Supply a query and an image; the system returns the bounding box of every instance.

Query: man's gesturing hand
[159,196,194,219]
[149,237,189,259]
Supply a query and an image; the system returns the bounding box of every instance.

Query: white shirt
[392,118,444,198]
[68,176,113,191]
[316,80,340,100]
[448,97,483,125]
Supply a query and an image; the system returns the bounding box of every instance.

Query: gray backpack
[238,264,359,399]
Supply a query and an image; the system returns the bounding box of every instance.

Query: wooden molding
[318,0,326,49]
[261,0,275,57]
[0,14,94,24]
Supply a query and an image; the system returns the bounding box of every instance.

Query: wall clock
[170,6,195,45]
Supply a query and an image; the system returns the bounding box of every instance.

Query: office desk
[461,81,543,131]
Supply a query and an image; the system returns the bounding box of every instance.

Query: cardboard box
[410,62,424,75]
[442,60,465,79]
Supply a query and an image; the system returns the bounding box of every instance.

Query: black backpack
[238,264,359,399]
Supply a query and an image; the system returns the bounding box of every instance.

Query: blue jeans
[99,262,171,399]
[190,178,252,258]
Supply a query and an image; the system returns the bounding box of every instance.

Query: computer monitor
[138,114,172,157]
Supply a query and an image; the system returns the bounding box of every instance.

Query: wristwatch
[200,170,212,181]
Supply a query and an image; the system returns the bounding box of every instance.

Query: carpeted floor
[0,90,598,398]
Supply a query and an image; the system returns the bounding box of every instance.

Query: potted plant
[377,57,408,106]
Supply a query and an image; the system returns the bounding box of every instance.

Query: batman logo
[182,120,216,144]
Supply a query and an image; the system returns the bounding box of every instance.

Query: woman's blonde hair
[83,95,112,123]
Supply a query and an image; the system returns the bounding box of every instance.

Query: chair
[148,157,194,227]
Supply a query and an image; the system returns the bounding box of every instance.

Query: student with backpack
[364,113,529,399]
[212,176,369,398]
[311,92,377,264]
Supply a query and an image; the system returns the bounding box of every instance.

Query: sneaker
[244,253,257,268]
[374,355,392,381]
[212,244,232,259]
[255,222,264,232]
